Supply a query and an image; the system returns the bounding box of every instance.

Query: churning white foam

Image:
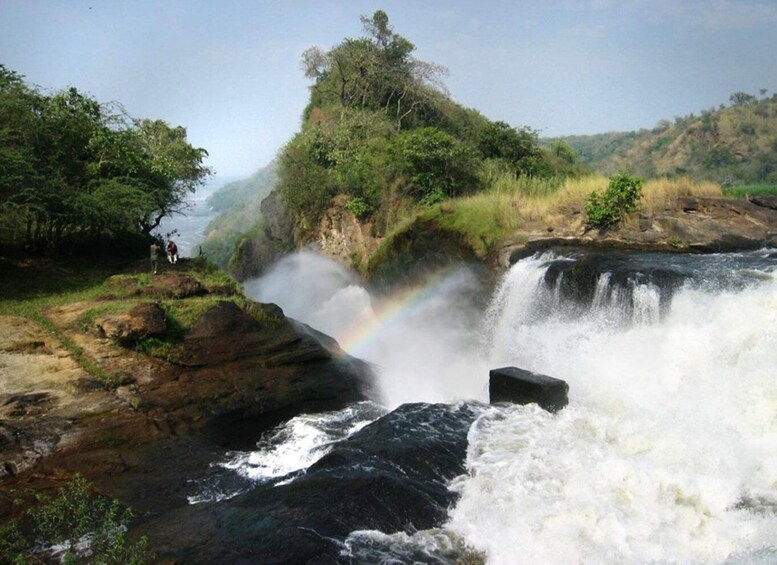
[244,250,777,563]
[222,402,382,483]
[244,252,489,407]
[448,255,777,564]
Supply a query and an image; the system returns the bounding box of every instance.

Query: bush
[585,173,643,229]
[0,475,152,564]
[345,196,374,219]
[390,127,482,202]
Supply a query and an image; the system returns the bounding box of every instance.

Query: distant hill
[559,92,777,186]
[200,162,277,268]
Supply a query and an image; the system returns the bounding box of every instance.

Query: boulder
[95,302,166,342]
[750,195,777,211]
[489,366,569,412]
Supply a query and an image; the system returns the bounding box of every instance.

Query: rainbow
[336,265,469,358]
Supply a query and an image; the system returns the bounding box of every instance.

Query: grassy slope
[559,95,777,189]
[369,173,724,275]
[0,255,246,382]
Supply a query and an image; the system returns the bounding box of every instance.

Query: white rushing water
[241,250,777,564]
[450,253,777,565]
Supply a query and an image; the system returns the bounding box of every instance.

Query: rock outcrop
[132,403,480,563]
[502,196,777,267]
[314,194,381,273]
[0,275,375,524]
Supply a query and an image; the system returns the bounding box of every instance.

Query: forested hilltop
[226,10,587,277]
[0,65,210,256]
[560,91,777,187]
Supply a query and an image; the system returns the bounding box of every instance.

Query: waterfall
[448,251,777,564]
[236,249,777,564]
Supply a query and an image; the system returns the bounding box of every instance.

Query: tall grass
[640,177,722,214]
[405,170,727,257]
[722,183,777,199]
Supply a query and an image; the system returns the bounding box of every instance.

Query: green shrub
[585,173,643,229]
[345,196,374,219]
[0,475,152,564]
[390,127,482,202]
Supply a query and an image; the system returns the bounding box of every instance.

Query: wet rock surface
[490,367,569,412]
[0,278,376,528]
[133,402,481,564]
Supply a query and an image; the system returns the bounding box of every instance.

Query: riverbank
[0,256,375,560]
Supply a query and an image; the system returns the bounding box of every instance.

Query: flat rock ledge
[500,196,777,267]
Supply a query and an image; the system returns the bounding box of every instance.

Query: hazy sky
[2,0,776,178]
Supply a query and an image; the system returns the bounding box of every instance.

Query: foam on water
[222,402,383,482]
[448,254,777,564]
[241,249,777,562]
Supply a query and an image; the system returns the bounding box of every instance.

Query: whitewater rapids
[240,250,777,564]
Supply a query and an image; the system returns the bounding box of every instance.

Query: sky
[1,0,776,178]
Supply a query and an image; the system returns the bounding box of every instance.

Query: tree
[301,11,447,131]
[0,67,211,251]
[729,91,756,106]
[585,173,643,229]
[477,121,546,176]
[390,127,481,204]
[133,119,211,233]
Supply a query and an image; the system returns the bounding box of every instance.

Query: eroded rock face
[0,317,124,477]
[0,281,375,521]
[315,194,381,273]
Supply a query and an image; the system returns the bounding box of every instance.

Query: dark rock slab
[750,195,777,211]
[133,402,482,564]
[489,366,569,412]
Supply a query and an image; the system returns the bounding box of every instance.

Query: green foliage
[730,91,757,106]
[722,183,777,198]
[562,94,777,186]
[302,11,443,131]
[703,146,736,169]
[585,173,644,229]
[345,196,374,219]
[478,121,548,176]
[198,163,278,268]
[0,475,152,564]
[278,132,339,225]
[668,235,684,248]
[266,9,554,248]
[206,164,277,214]
[0,65,211,253]
[390,127,481,202]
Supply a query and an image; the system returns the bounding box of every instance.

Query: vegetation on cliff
[199,163,277,268]
[276,11,585,236]
[222,10,586,277]
[0,65,211,255]
[560,91,777,190]
[0,475,151,564]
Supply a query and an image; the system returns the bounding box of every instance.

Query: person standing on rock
[150,242,161,274]
[166,240,178,265]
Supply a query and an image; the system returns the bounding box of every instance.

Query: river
[152,176,232,257]
[189,248,777,563]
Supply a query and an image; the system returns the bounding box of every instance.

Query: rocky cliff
[0,270,375,526]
